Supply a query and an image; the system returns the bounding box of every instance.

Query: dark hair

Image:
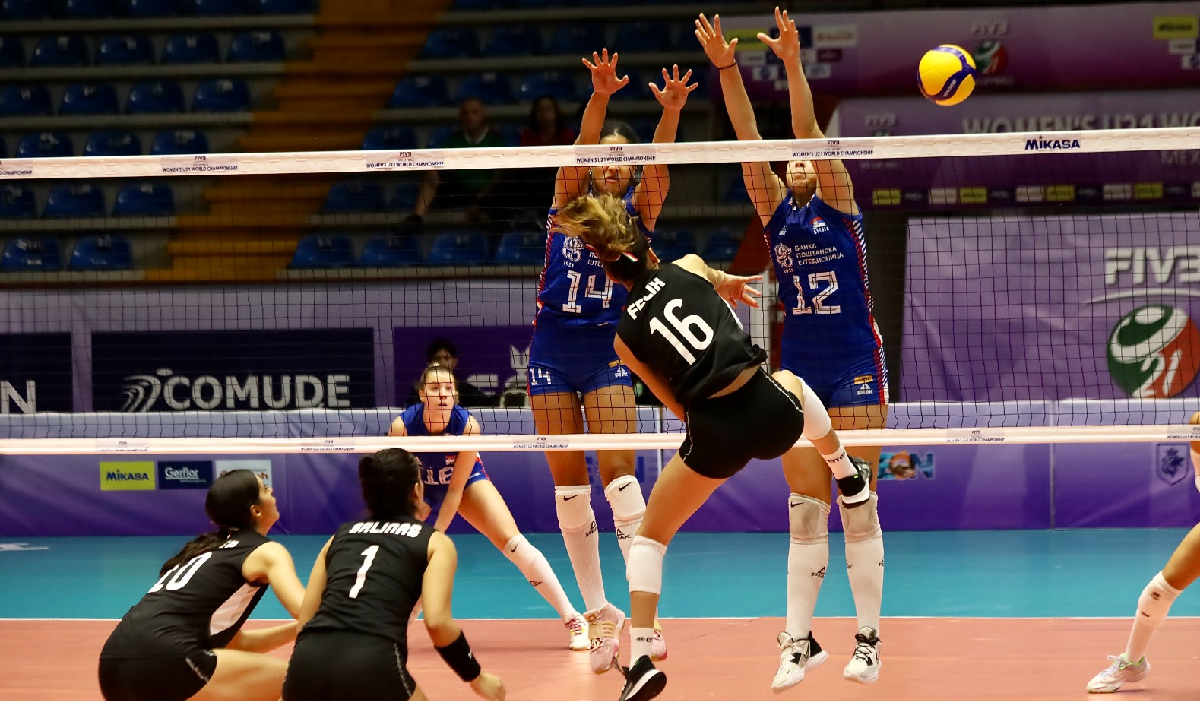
[527,95,565,134]
[160,470,262,575]
[556,193,652,285]
[414,363,457,396]
[425,338,458,362]
[600,119,639,144]
[359,449,422,521]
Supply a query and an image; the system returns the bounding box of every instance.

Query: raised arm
[761,7,857,214]
[554,50,629,209]
[633,64,697,231]
[673,254,763,310]
[696,12,787,223]
[431,417,482,534]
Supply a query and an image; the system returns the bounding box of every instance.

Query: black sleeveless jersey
[103,529,272,654]
[300,516,433,649]
[617,263,767,408]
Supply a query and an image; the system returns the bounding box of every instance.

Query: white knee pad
[555,486,593,531]
[1136,571,1181,628]
[604,475,646,526]
[796,378,833,442]
[627,535,668,595]
[789,494,830,545]
[838,492,882,543]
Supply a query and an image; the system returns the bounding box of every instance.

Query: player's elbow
[423,612,458,643]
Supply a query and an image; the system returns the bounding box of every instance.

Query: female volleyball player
[282,448,505,701]
[553,193,872,701]
[1087,411,1200,693]
[529,48,696,672]
[389,364,589,650]
[697,9,887,687]
[98,470,306,701]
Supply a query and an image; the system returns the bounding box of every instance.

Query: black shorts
[679,369,805,479]
[98,648,216,701]
[283,630,417,701]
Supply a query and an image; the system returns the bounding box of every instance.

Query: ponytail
[555,193,651,284]
[159,469,262,574]
[359,449,422,521]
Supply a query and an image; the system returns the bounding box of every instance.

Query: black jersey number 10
[649,298,714,364]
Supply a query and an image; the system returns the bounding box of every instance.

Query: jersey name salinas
[617,263,766,408]
[399,403,483,487]
[766,194,882,358]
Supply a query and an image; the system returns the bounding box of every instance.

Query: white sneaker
[1088,654,1149,693]
[772,632,828,693]
[565,613,589,651]
[650,619,667,661]
[586,603,626,674]
[844,626,881,684]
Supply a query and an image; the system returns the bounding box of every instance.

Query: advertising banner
[91,329,376,412]
[903,213,1200,402]
[0,333,72,414]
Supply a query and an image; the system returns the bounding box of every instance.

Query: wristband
[436,631,482,683]
[718,62,737,71]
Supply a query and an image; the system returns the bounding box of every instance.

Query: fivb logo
[120,368,353,412]
[1107,305,1200,398]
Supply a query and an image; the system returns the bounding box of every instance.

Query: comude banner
[91,329,376,412]
[0,333,72,415]
[904,212,1200,402]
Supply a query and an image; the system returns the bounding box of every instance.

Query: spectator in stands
[405,338,494,408]
[406,97,507,230]
[519,95,577,216]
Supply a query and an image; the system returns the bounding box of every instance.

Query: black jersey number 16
[650,298,714,364]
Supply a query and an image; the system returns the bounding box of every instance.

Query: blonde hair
[555,193,651,283]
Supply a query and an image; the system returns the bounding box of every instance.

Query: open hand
[650,64,697,112]
[758,7,801,65]
[695,13,737,67]
[583,48,629,97]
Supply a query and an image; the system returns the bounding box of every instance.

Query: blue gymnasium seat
[426,231,489,266]
[547,25,604,55]
[723,173,749,203]
[161,32,220,63]
[453,0,503,8]
[192,79,251,112]
[362,126,418,151]
[187,0,241,14]
[126,0,181,16]
[0,185,37,218]
[45,184,106,218]
[359,235,421,267]
[97,34,154,65]
[16,132,73,158]
[0,86,51,116]
[62,0,115,18]
[614,20,672,53]
[493,231,544,265]
[650,229,695,263]
[387,76,449,109]
[31,36,90,67]
[0,36,24,68]
[387,182,420,211]
[701,229,742,261]
[227,30,285,62]
[251,0,313,13]
[609,68,651,101]
[126,80,186,114]
[0,0,51,19]
[290,235,355,269]
[514,0,566,8]
[323,180,385,213]
[518,71,576,102]
[113,182,175,215]
[84,130,142,157]
[2,237,62,271]
[60,83,120,116]
[69,235,133,270]
[454,72,512,105]
[485,25,541,57]
[421,27,480,60]
[425,124,455,149]
[150,129,209,155]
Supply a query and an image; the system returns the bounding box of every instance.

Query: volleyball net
[1,126,1199,454]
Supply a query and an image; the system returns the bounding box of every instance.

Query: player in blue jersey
[389,364,589,651]
[529,49,697,673]
[698,8,886,689]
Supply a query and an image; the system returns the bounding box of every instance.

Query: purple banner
[722,4,1200,97]
[0,333,72,414]
[903,213,1200,402]
[393,325,533,408]
[1055,441,1200,528]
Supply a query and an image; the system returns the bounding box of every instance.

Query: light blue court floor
[2,529,1198,620]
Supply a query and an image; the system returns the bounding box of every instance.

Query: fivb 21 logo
[1107,305,1200,398]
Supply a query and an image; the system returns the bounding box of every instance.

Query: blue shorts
[781,348,888,408]
[528,324,633,397]
[423,462,488,509]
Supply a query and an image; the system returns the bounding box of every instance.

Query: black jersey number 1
[649,298,714,364]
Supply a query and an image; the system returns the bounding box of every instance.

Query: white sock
[1125,572,1181,662]
[822,447,856,479]
[845,536,884,632]
[787,541,828,640]
[559,511,607,611]
[503,535,579,621]
[631,627,655,663]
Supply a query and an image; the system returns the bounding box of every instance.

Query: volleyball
[918,44,977,106]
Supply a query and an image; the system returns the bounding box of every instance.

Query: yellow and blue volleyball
[918,45,976,107]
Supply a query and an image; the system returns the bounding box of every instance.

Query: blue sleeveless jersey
[398,404,484,489]
[766,194,883,361]
[535,187,648,329]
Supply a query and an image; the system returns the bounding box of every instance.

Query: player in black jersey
[98,469,307,701]
[554,193,872,701]
[282,448,505,701]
